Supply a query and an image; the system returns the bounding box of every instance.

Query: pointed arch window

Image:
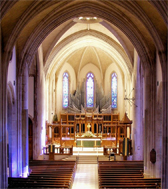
[86,72,94,108]
[111,72,117,108]
[63,72,69,108]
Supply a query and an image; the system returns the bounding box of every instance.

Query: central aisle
[72,164,99,189]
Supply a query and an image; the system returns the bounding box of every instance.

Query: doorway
[29,118,33,160]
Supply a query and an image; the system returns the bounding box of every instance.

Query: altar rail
[104,138,132,156]
[43,146,73,155]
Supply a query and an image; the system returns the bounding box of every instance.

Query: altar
[76,137,101,147]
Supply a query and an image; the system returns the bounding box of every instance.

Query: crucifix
[87,123,91,131]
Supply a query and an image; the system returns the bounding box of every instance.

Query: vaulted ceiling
[1,0,167,76]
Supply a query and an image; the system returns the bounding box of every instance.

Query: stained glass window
[63,72,69,108]
[111,72,117,108]
[86,73,94,108]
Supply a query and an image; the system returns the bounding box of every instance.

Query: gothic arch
[2,1,166,78]
[0,1,167,188]
[16,2,157,72]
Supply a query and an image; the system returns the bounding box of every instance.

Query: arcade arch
[0,1,167,188]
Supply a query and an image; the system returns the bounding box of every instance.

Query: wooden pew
[98,161,161,189]
[8,177,71,188]
[8,160,76,189]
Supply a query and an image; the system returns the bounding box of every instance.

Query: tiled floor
[72,164,99,189]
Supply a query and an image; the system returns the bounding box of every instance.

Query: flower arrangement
[53,114,58,123]
[82,131,95,138]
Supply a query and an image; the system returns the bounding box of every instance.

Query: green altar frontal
[76,137,101,147]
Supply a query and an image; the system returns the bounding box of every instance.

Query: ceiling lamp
[73,17,102,24]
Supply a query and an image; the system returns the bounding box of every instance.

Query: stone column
[22,64,29,177]
[132,60,144,161]
[7,86,18,177]
[159,52,168,188]
[144,70,151,178]
[144,66,156,178]
[0,51,8,188]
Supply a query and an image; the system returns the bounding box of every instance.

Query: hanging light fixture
[124,88,138,107]
[73,16,102,24]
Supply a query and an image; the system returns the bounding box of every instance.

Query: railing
[43,145,73,155]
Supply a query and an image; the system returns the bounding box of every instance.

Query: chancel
[0,1,167,189]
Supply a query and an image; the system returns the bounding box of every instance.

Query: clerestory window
[111,72,117,108]
[63,72,69,108]
[86,72,94,108]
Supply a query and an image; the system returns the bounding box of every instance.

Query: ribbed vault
[44,30,132,78]
[47,36,130,81]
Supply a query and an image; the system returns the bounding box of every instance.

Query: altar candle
[49,126,52,138]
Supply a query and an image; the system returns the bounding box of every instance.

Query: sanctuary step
[61,155,99,164]
[73,147,103,155]
[77,156,98,164]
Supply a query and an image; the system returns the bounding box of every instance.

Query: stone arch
[44,30,132,77]
[18,2,155,73]
[108,1,165,51]
[148,1,167,24]
[43,28,133,72]
[1,1,18,19]
[2,1,166,83]
[0,1,167,188]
